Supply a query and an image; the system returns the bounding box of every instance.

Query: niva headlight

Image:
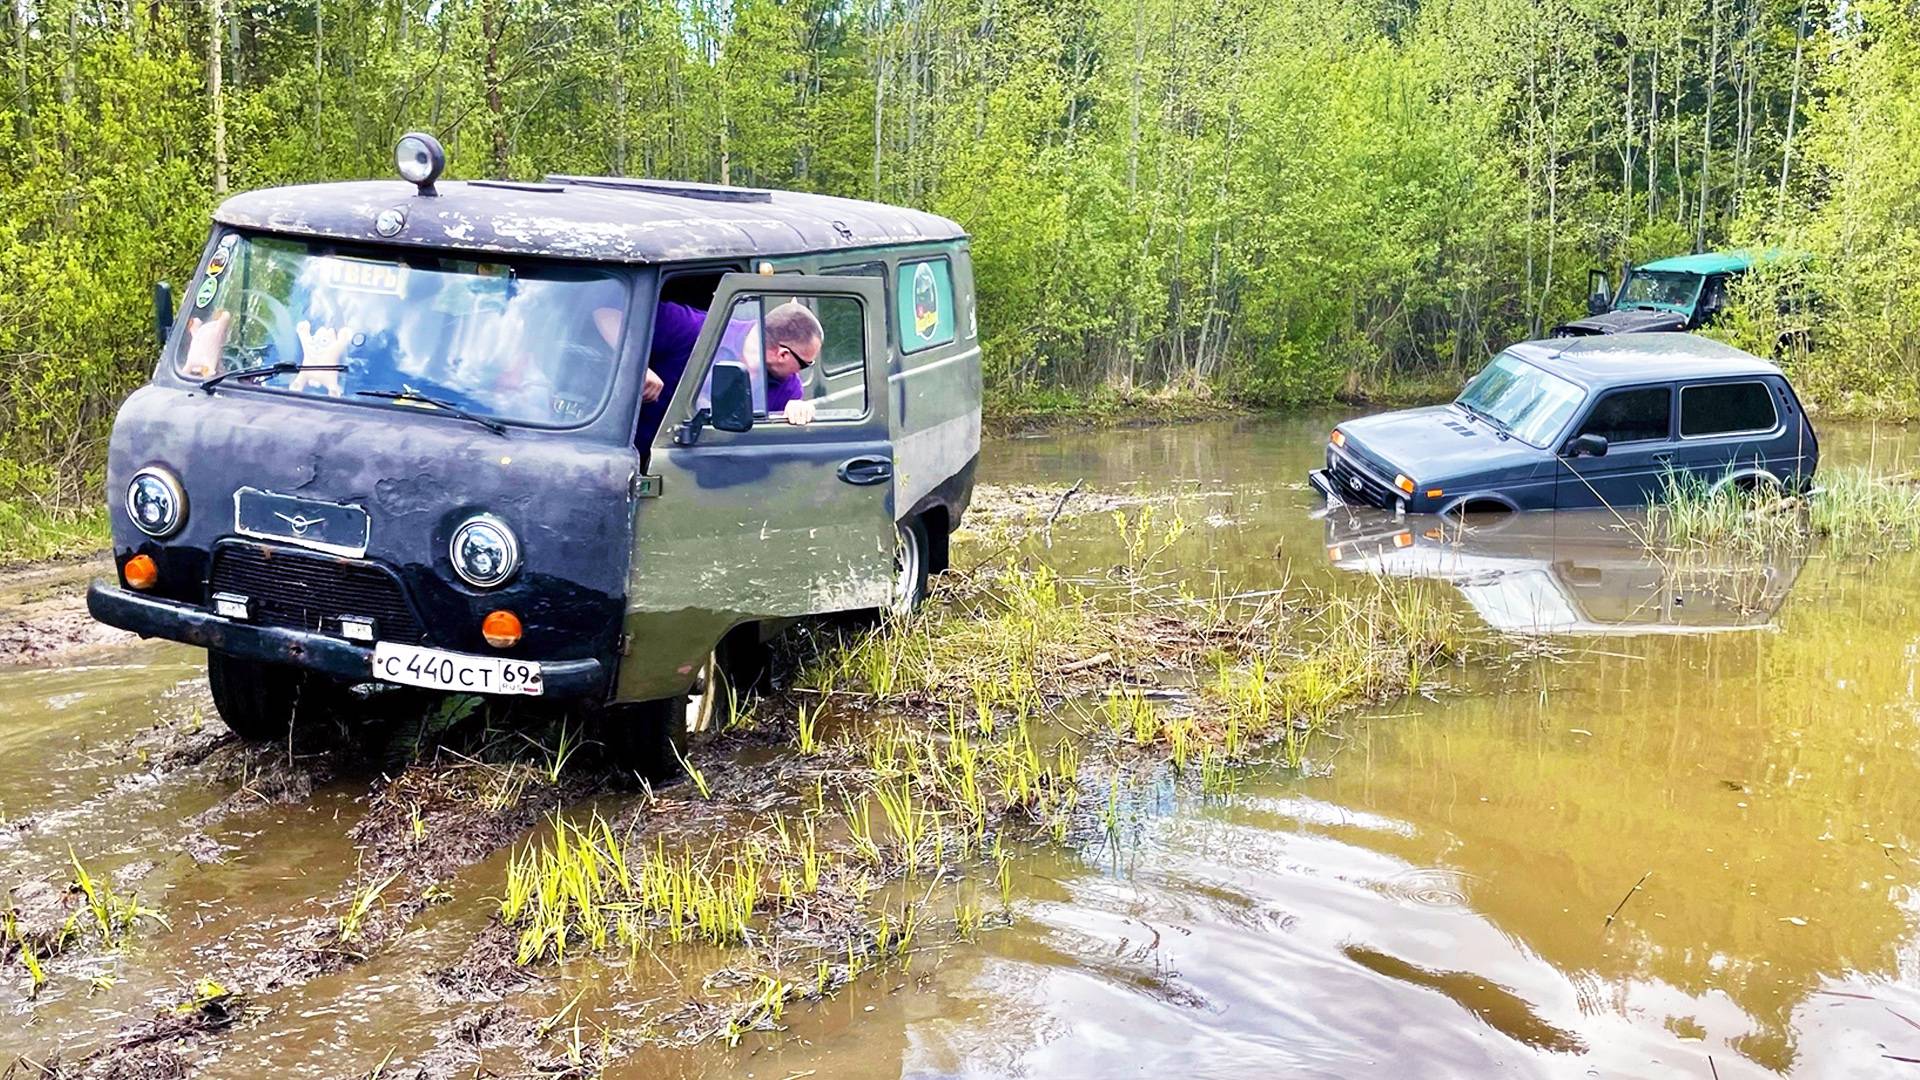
[450,514,520,588]
[127,467,186,538]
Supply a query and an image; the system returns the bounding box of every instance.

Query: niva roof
[1507,333,1781,389]
[1633,249,1769,276]
[213,176,967,264]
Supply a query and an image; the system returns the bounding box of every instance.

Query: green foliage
[1,0,1917,507]
[0,498,108,566]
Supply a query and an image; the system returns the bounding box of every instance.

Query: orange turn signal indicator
[124,554,158,591]
[1426,488,1445,499]
[1394,474,1416,495]
[1329,430,1346,448]
[481,610,522,649]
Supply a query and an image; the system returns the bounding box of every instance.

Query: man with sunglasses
[637,298,823,444]
[754,301,824,425]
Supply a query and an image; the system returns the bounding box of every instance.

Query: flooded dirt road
[5,414,1920,1077]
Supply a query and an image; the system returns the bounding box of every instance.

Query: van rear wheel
[206,652,313,741]
[890,516,930,615]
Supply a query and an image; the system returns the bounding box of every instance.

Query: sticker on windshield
[311,256,410,297]
[206,234,239,277]
[194,277,218,308]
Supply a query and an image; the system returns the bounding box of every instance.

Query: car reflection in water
[1321,507,1806,635]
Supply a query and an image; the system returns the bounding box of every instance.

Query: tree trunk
[210,0,227,196]
[1621,43,1634,243]
[483,0,509,178]
[611,15,627,176]
[312,0,324,147]
[871,0,887,200]
[1776,0,1806,217]
[10,1,30,155]
[1646,42,1657,220]
[1696,0,1716,251]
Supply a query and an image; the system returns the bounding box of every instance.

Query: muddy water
[5,414,1920,1076]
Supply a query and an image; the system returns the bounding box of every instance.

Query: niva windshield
[1616,270,1701,311]
[173,233,630,427]
[1455,352,1585,447]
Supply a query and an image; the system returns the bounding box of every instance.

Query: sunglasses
[776,343,815,369]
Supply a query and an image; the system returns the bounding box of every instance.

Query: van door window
[1576,387,1671,444]
[1680,381,1777,438]
[896,258,955,353]
[696,293,869,425]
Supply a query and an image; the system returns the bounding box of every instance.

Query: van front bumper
[87,581,606,699]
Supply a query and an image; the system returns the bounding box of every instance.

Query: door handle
[837,455,893,486]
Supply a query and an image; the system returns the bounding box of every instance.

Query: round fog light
[481,610,522,649]
[124,554,158,591]
[396,131,446,189]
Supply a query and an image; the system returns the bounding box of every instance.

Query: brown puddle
[5,414,1920,1077]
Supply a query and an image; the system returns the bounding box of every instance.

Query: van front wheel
[890,516,930,616]
[598,648,741,784]
[206,652,304,741]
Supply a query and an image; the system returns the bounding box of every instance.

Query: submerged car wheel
[890,516,930,616]
[206,652,325,741]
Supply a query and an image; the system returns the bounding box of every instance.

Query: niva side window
[1680,381,1777,438]
[1577,388,1671,444]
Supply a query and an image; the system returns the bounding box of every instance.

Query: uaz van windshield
[173,233,630,427]
[1455,352,1585,447]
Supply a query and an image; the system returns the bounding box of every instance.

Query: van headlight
[127,467,186,538]
[450,514,519,588]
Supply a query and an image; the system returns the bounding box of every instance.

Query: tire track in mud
[2,693,621,1078]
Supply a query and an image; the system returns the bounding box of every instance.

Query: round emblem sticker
[207,234,238,276]
[194,277,219,308]
[912,262,939,337]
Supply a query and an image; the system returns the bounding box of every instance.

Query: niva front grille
[208,542,428,645]
[1327,454,1397,509]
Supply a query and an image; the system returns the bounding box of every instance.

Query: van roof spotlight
[396,132,446,194]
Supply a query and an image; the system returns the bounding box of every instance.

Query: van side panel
[891,244,982,521]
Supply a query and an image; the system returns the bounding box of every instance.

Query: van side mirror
[1585,269,1611,315]
[1567,433,1608,458]
[153,282,175,349]
[710,362,754,433]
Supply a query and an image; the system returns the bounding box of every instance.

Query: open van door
[1585,269,1613,315]
[615,273,893,702]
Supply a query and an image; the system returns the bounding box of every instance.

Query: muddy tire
[598,644,750,784]
[596,698,689,785]
[206,652,304,741]
[890,515,930,616]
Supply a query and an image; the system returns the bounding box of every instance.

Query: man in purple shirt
[637,299,822,446]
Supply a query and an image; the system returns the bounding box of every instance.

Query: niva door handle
[837,456,893,486]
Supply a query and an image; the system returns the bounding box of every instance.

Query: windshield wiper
[1458,401,1511,438]
[199,362,345,394]
[355,389,508,437]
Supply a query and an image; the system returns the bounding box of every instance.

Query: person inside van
[637,299,821,444]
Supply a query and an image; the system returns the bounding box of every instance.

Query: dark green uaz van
[89,134,982,769]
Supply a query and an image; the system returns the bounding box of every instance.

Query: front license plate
[371,642,543,697]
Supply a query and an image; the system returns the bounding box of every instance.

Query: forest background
[1,0,1917,526]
